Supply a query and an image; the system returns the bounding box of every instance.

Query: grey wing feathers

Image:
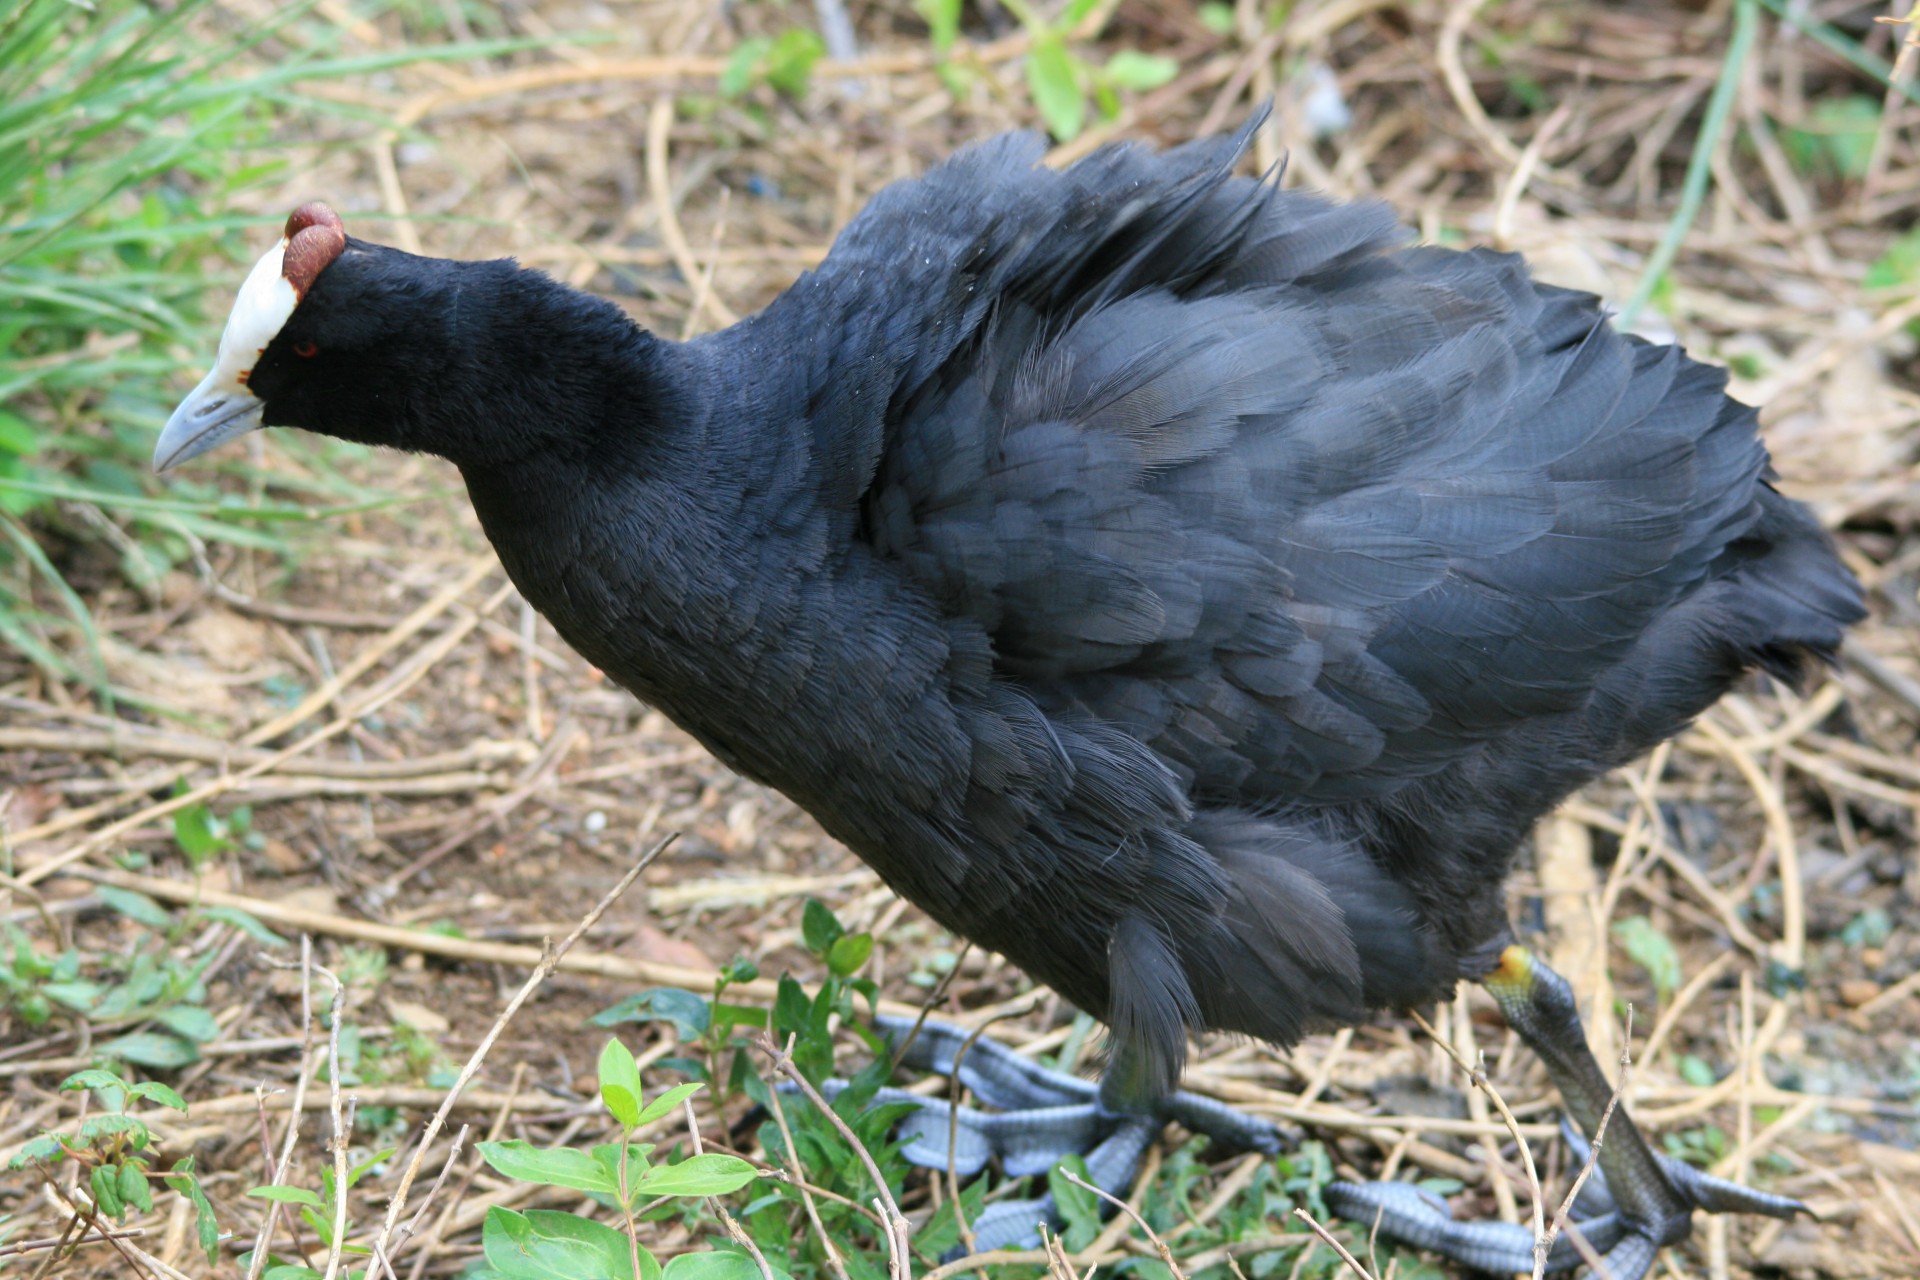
[860,123,1774,802]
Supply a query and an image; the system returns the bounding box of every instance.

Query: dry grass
[4,1,1919,1277]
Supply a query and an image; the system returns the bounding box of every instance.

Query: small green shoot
[1779,95,1884,179]
[244,1146,396,1280]
[8,1066,219,1265]
[1613,915,1682,1003]
[474,1036,761,1280]
[722,28,827,100]
[916,0,1177,140]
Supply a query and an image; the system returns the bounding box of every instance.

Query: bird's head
[157,202,641,473]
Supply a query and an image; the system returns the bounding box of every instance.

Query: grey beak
[154,370,265,471]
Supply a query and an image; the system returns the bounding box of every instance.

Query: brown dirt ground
[4,1,1919,1277]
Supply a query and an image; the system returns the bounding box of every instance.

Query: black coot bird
[159,117,1863,1276]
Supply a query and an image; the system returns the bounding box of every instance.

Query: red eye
[293,339,319,358]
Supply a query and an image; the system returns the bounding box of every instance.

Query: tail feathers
[1716,487,1864,685]
[1593,487,1861,757]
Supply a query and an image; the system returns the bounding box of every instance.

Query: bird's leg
[1328,946,1803,1279]
[814,1014,1279,1254]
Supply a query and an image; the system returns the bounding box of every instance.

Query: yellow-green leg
[1329,946,1804,1278]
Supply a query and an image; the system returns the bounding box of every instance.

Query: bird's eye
[293,340,319,358]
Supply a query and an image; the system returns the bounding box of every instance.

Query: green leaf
[915,1174,989,1256]
[590,1141,656,1194]
[708,1001,770,1033]
[1048,1154,1101,1251]
[78,1113,150,1150]
[483,1206,640,1280]
[1092,80,1120,121]
[633,1081,704,1128]
[722,37,772,97]
[599,1037,645,1129]
[127,1080,188,1112]
[156,1003,221,1043]
[1063,0,1104,26]
[1027,36,1085,141]
[100,1030,200,1068]
[10,1134,68,1168]
[198,905,290,947]
[663,1250,786,1280]
[825,932,872,978]
[0,411,43,458]
[523,1210,650,1280]
[1840,907,1894,948]
[916,0,962,51]
[593,988,711,1040]
[1780,95,1883,179]
[799,899,842,957]
[1198,3,1236,36]
[171,800,232,866]
[772,977,813,1046]
[477,1140,620,1195]
[60,1068,128,1094]
[632,1153,759,1198]
[765,28,826,98]
[1866,227,1920,292]
[1678,1054,1718,1087]
[92,1163,126,1219]
[43,979,104,1013]
[1612,915,1682,1002]
[165,1158,221,1266]
[97,886,172,929]
[120,1160,154,1214]
[347,1146,397,1190]
[1102,49,1177,91]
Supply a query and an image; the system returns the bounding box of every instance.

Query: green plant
[1613,914,1682,1003]
[171,792,255,869]
[245,1146,399,1280]
[591,899,1425,1278]
[1,888,281,1067]
[7,1066,221,1266]
[595,901,933,1277]
[0,0,526,707]
[916,0,1178,140]
[722,26,827,100]
[473,1037,762,1280]
[1778,94,1884,179]
[1663,1123,1730,1168]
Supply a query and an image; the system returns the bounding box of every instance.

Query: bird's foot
[816,1014,1280,1254]
[1326,1119,1804,1279]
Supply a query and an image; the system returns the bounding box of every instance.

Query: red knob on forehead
[286,201,344,240]
[281,202,348,299]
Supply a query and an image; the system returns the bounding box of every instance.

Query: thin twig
[317,966,349,1280]
[369,1127,468,1280]
[248,936,320,1280]
[367,834,674,1260]
[1289,1206,1377,1280]
[757,1087,854,1280]
[1057,1166,1187,1280]
[682,1097,778,1280]
[1407,1005,1546,1251]
[758,1032,911,1279]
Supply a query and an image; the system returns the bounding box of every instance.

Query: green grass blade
[1617,0,1759,329]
